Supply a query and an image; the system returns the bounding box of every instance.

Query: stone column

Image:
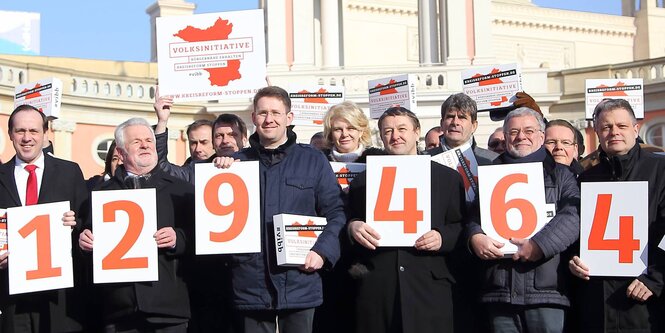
[51,119,76,160]
[292,0,316,69]
[471,0,494,65]
[321,0,340,69]
[146,0,196,62]
[621,0,636,16]
[443,0,470,65]
[266,0,290,70]
[418,0,439,65]
[438,0,448,65]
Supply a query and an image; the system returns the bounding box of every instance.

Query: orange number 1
[374,166,423,233]
[18,214,62,280]
[102,200,148,270]
[588,194,639,263]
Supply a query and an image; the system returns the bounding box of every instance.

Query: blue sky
[0,0,623,62]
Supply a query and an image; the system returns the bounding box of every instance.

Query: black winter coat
[89,165,193,324]
[467,147,581,306]
[347,160,466,333]
[574,144,665,333]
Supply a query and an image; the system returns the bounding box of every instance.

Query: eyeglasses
[507,127,542,138]
[544,139,575,147]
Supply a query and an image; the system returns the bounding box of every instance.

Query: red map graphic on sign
[292,220,318,238]
[374,80,399,95]
[174,18,242,87]
[19,84,45,112]
[300,88,329,104]
[21,84,43,99]
[596,82,629,96]
[472,68,508,106]
[456,156,477,193]
[337,167,350,186]
[472,68,503,86]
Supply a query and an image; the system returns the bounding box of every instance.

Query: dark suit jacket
[0,154,90,332]
[347,161,466,333]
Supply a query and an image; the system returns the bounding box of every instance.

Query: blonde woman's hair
[323,101,372,148]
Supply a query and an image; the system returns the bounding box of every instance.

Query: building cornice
[492,2,635,38]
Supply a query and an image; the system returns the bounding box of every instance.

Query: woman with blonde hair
[322,101,379,162]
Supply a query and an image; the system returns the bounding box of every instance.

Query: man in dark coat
[426,92,497,333]
[214,86,346,333]
[468,107,580,332]
[0,105,90,332]
[569,98,665,332]
[78,118,193,332]
[152,92,247,333]
[346,107,466,333]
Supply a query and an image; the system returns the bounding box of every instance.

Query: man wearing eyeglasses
[468,107,580,333]
[544,119,584,175]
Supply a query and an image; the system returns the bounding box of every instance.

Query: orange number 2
[490,173,538,239]
[18,214,62,280]
[588,194,639,263]
[204,173,249,242]
[374,166,423,233]
[102,200,148,270]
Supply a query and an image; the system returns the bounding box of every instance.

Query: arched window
[645,123,665,148]
[127,85,133,97]
[115,84,122,96]
[137,85,145,98]
[103,83,110,95]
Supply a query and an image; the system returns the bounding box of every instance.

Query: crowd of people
[1,86,664,333]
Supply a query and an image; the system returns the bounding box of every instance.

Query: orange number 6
[490,173,537,239]
[102,200,148,270]
[18,215,62,280]
[374,166,423,233]
[204,173,249,242]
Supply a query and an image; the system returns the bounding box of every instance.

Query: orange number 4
[374,167,423,233]
[588,194,639,263]
[18,214,62,280]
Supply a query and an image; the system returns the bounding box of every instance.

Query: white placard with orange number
[581,182,648,277]
[7,201,73,295]
[92,189,158,284]
[478,163,547,254]
[366,155,431,247]
[195,162,261,255]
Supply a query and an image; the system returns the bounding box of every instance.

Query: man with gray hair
[467,107,580,332]
[78,117,194,332]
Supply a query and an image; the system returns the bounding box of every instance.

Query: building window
[93,82,99,94]
[138,85,144,98]
[82,80,88,93]
[115,84,121,96]
[646,123,665,147]
[104,83,110,95]
[72,79,77,91]
[127,85,133,97]
[18,71,24,84]
[96,138,115,162]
